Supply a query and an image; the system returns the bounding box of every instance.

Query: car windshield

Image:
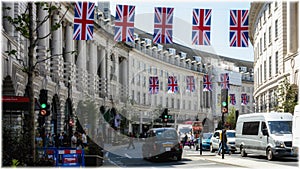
[179,128,191,134]
[268,121,292,134]
[154,129,178,140]
[203,133,212,139]
[226,132,235,138]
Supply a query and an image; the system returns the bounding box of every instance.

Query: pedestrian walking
[77,132,83,149]
[217,129,230,155]
[59,132,64,147]
[189,133,195,149]
[71,132,77,148]
[183,133,188,148]
[82,131,87,148]
[127,132,135,149]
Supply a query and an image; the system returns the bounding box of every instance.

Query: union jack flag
[220,73,230,89]
[192,9,212,45]
[230,94,236,105]
[203,75,212,91]
[168,76,178,93]
[73,2,95,40]
[114,5,135,42]
[186,76,195,92]
[229,10,249,47]
[153,7,174,44]
[241,93,248,105]
[149,77,159,94]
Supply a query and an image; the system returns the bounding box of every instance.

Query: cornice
[249,2,265,43]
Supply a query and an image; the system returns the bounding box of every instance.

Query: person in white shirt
[189,133,195,149]
[82,131,87,148]
[71,132,77,148]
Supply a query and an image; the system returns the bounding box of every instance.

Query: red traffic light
[222,107,228,113]
[40,109,47,116]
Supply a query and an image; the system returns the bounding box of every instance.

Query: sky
[108,0,254,62]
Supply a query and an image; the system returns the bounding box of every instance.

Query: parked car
[210,130,236,153]
[142,128,183,161]
[195,132,212,151]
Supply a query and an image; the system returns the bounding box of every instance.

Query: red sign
[2,96,29,102]
[2,96,30,111]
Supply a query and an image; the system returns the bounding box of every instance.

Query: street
[103,141,299,168]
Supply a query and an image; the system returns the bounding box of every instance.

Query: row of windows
[130,90,203,110]
[257,2,278,31]
[255,19,278,59]
[255,89,278,112]
[256,51,279,86]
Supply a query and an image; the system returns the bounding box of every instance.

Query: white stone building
[249,2,299,112]
[1,2,254,142]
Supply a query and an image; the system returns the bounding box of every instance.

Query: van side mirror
[262,129,269,136]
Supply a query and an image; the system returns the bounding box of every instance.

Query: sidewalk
[194,151,298,169]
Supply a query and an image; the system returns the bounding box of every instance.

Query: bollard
[199,138,202,155]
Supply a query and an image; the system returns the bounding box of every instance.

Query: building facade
[249,2,299,112]
[2,2,254,143]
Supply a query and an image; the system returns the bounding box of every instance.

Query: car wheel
[210,144,215,153]
[267,148,274,161]
[240,146,247,157]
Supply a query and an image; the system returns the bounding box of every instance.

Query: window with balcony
[143,93,146,105]
[171,98,175,108]
[275,20,278,39]
[264,32,266,49]
[260,38,262,54]
[275,52,278,74]
[269,56,272,78]
[268,26,272,44]
[264,60,266,81]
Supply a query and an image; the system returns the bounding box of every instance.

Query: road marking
[125,153,132,159]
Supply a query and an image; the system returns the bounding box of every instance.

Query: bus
[183,121,203,139]
[192,121,203,139]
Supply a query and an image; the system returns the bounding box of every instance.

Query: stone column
[76,41,87,91]
[88,42,97,94]
[37,6,48,76]
[65,23,74,77]
[51,13,64,82]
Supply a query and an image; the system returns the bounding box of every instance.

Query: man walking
[217,129,230,155]
[127,132,135,149]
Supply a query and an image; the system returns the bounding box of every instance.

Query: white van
[177,124,193,143]
[235,112,296,160]
[292,105,300,156]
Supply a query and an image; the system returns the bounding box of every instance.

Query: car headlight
[275,140,285,148]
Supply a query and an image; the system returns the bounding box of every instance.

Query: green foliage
[226,107,236,129]
[276,76,298,114]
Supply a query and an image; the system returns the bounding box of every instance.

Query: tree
[225,107,236,129]
[276,76,298,114]
[3,2,69,165]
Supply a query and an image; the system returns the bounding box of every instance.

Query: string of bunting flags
[72,2,249,48]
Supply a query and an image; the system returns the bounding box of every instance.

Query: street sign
[2,96,30,111]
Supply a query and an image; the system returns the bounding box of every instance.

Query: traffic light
[39,89,50,116]
[162,108,169,122]
[221,89,228,114]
